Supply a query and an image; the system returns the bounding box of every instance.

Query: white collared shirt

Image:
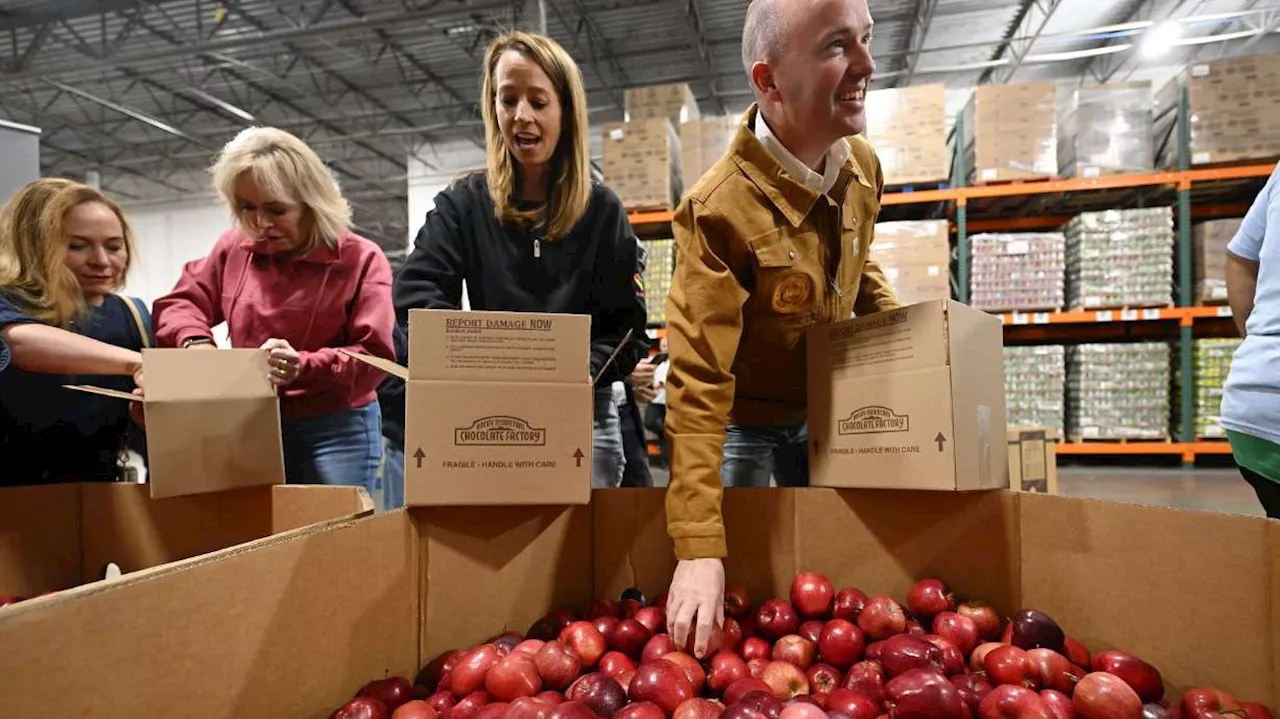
[754,113,850,198]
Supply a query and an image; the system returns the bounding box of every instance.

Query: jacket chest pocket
[747,230,820,348]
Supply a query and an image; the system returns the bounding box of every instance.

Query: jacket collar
[730,104,874,228]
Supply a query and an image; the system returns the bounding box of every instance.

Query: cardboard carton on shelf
[863,84,951,186]
[2,488,1277,717]
[67,348,286,499]
[872,220,952,304]
[1057,82,1156,178]
[1155,52,1280,168]
[680,115,739,190]
[1006,426,1059,494]
[1194,218,1243,303]
[625,83,700,126]
[602,118,683,210]
[807,300,1009,491]
[347,309,594,506]
[962,82,1059,183]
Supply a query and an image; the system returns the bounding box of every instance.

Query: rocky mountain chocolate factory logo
[838,406,910,435]
[455,416,547,446]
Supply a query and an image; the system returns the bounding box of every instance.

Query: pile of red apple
[330,574,1276,719]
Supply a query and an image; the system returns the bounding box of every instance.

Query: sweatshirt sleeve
[853,149,905,316]
[591,192,650,385]
[663,197,750,560]
[393,185,468,331]
[152,234,230,347]
[293,247,396,394]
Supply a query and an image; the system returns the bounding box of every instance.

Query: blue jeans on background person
[378,438,406,511]
[721,422,810,488]
[593,384,626,488]
[281,402,382,497]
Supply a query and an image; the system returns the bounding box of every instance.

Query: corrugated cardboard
[807,300,1008,491]
[963,82,1058,182]
[3,489,1276,717]
[1057,82,1155,177]
[1157,53,1280,167]
[680,115,739,190]
[602,118,682,210]
[1195,218,1243,303]
[873,220,952,304]
[0,483,371,598]
[1006,426,1059,494]
[626,83,700,125]
[67,348,285,498]
[348,309,593,506]
[863,84,950,186]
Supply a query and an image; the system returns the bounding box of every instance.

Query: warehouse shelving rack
[625,88,1276,463]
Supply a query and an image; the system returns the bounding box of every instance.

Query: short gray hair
[741,0,785,78]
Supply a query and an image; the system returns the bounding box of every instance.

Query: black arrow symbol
[573,448,585,467]
[934,432,947,452]
[413,447,425,468]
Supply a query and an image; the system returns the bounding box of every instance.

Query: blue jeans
[281,402,382,496]
[593,384,625,489]
[721,422,810,488]
[377,438,406,511]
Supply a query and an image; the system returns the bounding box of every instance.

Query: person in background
[153,127,395,492]
[391,31,648,489]
[662,0,901,655]
[0,178,152,485]
[618,358,657,487]
[374,323,408,511]
[1221,161,1280,519]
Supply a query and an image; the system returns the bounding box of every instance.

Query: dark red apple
[958,602,1003,642]
[907,579,955,620]
[392,700,440,719]
[361,677,415,711]
[452,692,492,719]
[617,703,669,719]
[568,672,629,718]
[535,641,582,690]
[722,618,745,653]
[1041,690,1074,719]
[833,589,869,623]
[726,679,776,707]
[971,643,1005,673]
[743,637,772,661]
[740,616,761,639]
[721,705,769,719]
[495,634,525,656]
[332,697,390,719]
[1073,673,1142,719]
[773,635,818,670]
[819,619,865,669]
[601,651,638,678]
[758,600,801,641]
[761,661,810,699]
[662,652,708,694]
[1027,648,1083,695]
[1091,652,1164,705]
[842,661,886,707]
[418,650,466,692]
[799,621,824,645]
[549,701,598,719]
[979,685,1052,719]
[621,599,645,619]
[636,608,667,636]
[426,691,456,716]
[537,692,565,706]
[1242,705,1275,719]
[675,698,726,719]
[1063,638,1091,670]
[630,660,696,716]
[487,653,543,702]
[864,642,884,663]
[885,669,967,719]
[1180,689,1241,719]
[726,588,752,619]
[932,612,980,657]
[791,573,836,619]
[826,689,880,719]
[1009,611,1065,655]
[920,636,965,677]
[530,616,565,642]
[806,664,842,696]
[595,616,622,645]
[858,596,907,641]
[583,599,620,620]
[508,697,553,719]
[984,645,1039,690]
[879,635,943,678]
[739,690,786,719]
[473,704,511,719]
[451,646,502,697]
[709,652,753,694]
[953,673,994,716]
[612,619,653,659]
[562,621,608,668]
[644,635,679,664]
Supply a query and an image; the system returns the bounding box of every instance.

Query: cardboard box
[807,300,1009,491]
[1157,53,1280,167]
[626,83,700,125]
[864,84,950,186]
[349,309,593,506]
[680,115,739,189]
[871,220,952,304]
[1195,218,1243,303]
[602,119,683,210]
[2,489,1277,717]
[0,483,371,598]
[963,82,1058,183]
[1006,427,1059,494]
[1057,82,1155,177]
[68,348,285,498]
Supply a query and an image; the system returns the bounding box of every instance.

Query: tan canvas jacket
[664,105,904,559]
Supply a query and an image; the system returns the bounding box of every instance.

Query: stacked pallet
[1066,208,1174,310]
[872,220,952,305]
[1003,345,1066,439]
[643,239,675,325]
[1057,82,1156,178]
[1193,218,1243,304]
[1067,343,1171,441]
[969,232,1065,312]
[1194,338,1243,439]
[1156,53,1280,167]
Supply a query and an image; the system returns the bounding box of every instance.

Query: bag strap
[120,295,152,349]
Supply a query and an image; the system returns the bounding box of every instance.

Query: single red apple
[1027,648,1084,695]
[920,636,965,677]
[562,621,608,668]
[537,692,565,706]
[779,702,827,719]
[952,673,994,716]
[508,697,553,719]
[1074,673,1142,719]
[451,692,492,719]
[612,620,654,660]
[535,641,583,691]
[472,703,511,719]
[957,602,1003,642]
[1009,611,1065,655]
[451,646,502,697]
[530,616,565,642]
[858,596,907,641]
[1242,705,1275,719]
[361,677,415,712]
[636,608,667,636]
[617,703,669,719]
[984,645,1039,690]
[864,642,884,663]
[495,634,525,656]
[761,661,811,700]
[972,643,1006,673]
[726,678,777,707]
[1180,689,1241,719]
[418,650,466,692]
[833,589,869,623]
[827,689,881,719]
[748,658,770,680]
[842,661,886,707]
[723,618,745,653]
[979,685,1052,719]
[726,588,752,619]
[932,612,980,657]
[791,573,836,620]
[662,651,708,694]
[595,616,622,646]
[907,579,955,620]
[739,690,786,719]
[773,635,818,670]
[568,672,629,718]
[332,697,390,719]
[549,701,598,719]
[675,698,726,719]
[516,640,548,657]
[644,635,679,664]
[583,598,620,620]
[709,652,753,695]
[806,663,842,696]
[601,651,638,678]
[879,635,944,678]
[426,691,456,716]
[488,653,543,702]
[799,621,824,645]
[721,705,769,719]
[630,661,696,716]
[758,600,801,641]
[1042,690,1075,719]
[1063,638,1091,671]
[819,619,865,669]
[392,700,440,719]
[743,637,772,662]
[1091,652,1164,705]
[885,669,967,719]
[621,599,645,620]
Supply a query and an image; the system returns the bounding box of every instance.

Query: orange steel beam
[999,306,1231,325]
[1055,441,1232,456]
[1182,164,1276,183]
[628,210,675,227]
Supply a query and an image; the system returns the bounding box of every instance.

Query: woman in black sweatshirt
[390,30,649,489]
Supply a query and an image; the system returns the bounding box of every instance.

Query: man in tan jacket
[664,0,902,656]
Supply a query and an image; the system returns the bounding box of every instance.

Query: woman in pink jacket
[153,127,395,491]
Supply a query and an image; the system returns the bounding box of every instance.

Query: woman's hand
[261,338,301,387]
[128,387,146,426]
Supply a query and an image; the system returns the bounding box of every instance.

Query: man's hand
[666,558,724,659]
[629,359,658,403]
[261,338,301,386]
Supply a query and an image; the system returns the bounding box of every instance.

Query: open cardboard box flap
[64,348,286,498]
[0,490,1275,717]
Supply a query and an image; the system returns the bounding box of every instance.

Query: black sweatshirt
[384,172,650,450]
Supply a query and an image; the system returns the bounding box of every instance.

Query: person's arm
[291,250,396,393]
[393,186,468,328]
[0,293,141,378]
[152,236,229,348]
[853,148,905,315]
[1227,253,1260,337]
[592,196,650,384]
[1225,163,1275,337]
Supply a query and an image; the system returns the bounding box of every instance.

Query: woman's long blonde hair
[480,31,592,241]
[0,178,135,329]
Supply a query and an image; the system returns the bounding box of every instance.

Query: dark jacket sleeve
[393,182,469,328]
[591,189,651,385]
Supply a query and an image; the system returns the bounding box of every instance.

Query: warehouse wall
[0,120,40,206]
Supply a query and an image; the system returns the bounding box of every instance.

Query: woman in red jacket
[153,127,396,490]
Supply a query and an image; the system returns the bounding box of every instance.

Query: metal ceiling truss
[978,0,1066,86]
[679,0,728,114]
[896,0,939,88]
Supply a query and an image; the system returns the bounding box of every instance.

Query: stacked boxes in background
[680,115,739,191]
[643,239,675,325]
[871,220,951,304]
[1066,208,1174,309]
[1194,338,1243,438]
[1003,345,1066,439]
[601,119,682,210]
[962,82,1058,183]
[1156,53,1280,167]
[969,232,1066,312]
[1058,82,1156,178]
[863,84,951,186]
[625,83,700,126]
[1194,218,1243,303]
[1067,343,1171,440]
